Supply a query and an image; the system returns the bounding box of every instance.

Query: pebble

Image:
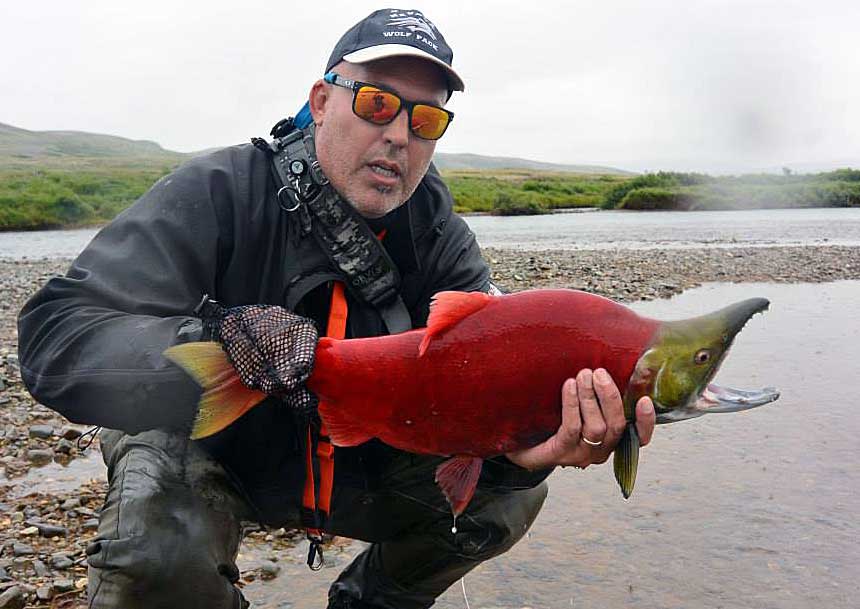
[0,586,24,609]
[259,561,281,580]
[35,585,53,601]
[32,560,49,578]
[25,449,53,465]
[17,528,38,538]
[55,438,74,454]
[60,498,81,511]
[52,578,75,593]
[60,427,82,441]
[50,554,73,570]
[28,425,54,440]
[26,522,69,538]
[11,545,33,557]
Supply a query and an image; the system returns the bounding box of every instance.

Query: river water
[2,208,860,257]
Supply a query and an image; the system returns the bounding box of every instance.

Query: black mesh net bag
[203,303,320,400]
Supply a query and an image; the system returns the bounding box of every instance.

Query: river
[2,208,860,258]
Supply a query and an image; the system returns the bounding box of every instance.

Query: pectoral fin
[435,455,484,516]
[613,423,640,499]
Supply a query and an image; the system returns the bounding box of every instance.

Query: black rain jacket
[17,144,532,521]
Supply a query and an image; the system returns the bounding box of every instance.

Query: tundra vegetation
[1,162,859,230]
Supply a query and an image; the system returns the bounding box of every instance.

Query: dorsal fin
[418,291,494,356]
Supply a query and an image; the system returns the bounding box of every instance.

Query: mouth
[367,160,402,186]
[655,383,780,423]
[697,383,781,413]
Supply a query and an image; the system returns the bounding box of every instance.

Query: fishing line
[460,576,471,609]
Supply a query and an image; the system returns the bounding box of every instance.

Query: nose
[381,108,410,148]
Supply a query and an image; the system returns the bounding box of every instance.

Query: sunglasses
[324,72,454,141]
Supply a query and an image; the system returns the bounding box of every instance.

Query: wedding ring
[582,436,603,447]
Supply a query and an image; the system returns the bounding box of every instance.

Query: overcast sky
[3,0,858,173]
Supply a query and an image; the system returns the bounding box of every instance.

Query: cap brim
[342,44,465,92]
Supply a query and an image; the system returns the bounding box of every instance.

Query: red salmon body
[308,290,660,457]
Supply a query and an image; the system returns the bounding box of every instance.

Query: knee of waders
[87,475,244,603]
[458,482,548,560]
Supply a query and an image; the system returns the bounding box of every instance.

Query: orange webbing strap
[303,280,348,569]
[302,231,385,569]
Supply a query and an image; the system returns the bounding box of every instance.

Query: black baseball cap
[325,8,465,92]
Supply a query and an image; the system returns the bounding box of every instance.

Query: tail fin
[164,342,267,439]
[613,423,640,499]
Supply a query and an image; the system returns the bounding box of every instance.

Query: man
[18,9,655,609]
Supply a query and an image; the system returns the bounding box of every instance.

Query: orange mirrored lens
[411,104,450,140]
[354,87,400,124]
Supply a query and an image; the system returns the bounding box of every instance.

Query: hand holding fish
[505,369,656,471]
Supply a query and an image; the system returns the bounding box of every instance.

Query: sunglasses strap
[258,121,412,334]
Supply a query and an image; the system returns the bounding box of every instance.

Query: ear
[309,79,329,125]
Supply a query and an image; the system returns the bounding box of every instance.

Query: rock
[0,586,24,609]
[259,561,281,580]
[25,449,53,465]
[52,578,75,593]
[31,560,49,578]
[25,522,68,538]
[0,568,9,583]
[60,498,81,511]
[50,554,73,570]
[18,527,38,537]
[55,439,73,454]
[27,425,54,440]
[35,585,52,601]
[11,545,33,557]
[82,519,99,531]
[60,427,82,441]
[9,514,23,524]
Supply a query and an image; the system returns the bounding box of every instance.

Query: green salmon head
[624,297,779,424]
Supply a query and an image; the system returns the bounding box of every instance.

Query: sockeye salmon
[165,289,780,515]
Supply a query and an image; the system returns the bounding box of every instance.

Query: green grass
[442,170,627,215]
[0,165,176,230]
[603,169,860,210]
[2,162,859,231]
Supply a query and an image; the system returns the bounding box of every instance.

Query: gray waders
[87,428,548,609]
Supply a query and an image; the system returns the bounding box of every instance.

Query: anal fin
[435,455,484,516]
[613,423,640,499]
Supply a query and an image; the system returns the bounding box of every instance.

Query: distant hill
[0,121,632,174]
[0,122,186,168]
[433,152,633,175]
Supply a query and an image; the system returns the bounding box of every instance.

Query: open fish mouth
[698,383,781,413]
[655,383,780,423]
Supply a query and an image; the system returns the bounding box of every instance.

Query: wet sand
[0,246,858,607]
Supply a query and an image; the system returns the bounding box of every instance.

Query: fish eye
[694,349,711,365]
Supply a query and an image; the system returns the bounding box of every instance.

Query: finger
[558,377,583,447]
[592,368,626,445]
[635,396,656,446]
[576,369,606,446]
